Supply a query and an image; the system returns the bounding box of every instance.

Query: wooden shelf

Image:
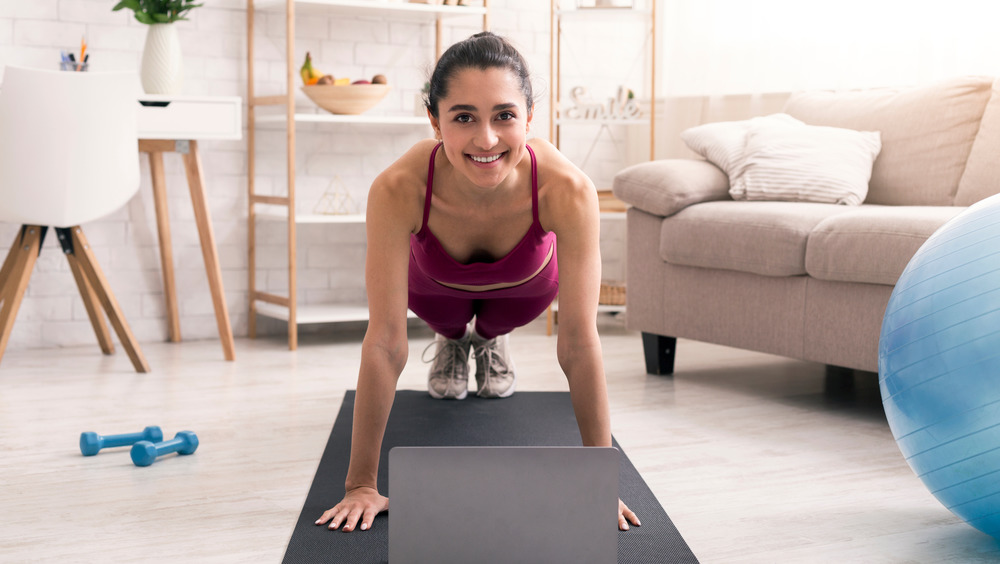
[255,301,417,324]
[256,113,431,126]
[550,0,656,160]
[554,117,650,126]
[555,7,652,19]
[257,210,366,224]
[254,0,487,19]
[247,0,489,349]
[546,0,653,335]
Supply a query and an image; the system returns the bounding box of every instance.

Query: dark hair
[425,31,533,119]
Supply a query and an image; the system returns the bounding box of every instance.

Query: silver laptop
[388,446,619,564]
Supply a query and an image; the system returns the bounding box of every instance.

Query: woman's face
[430,66,533,189]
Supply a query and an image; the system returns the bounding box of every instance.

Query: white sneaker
[471,331,516,398]
[423,331,472,400]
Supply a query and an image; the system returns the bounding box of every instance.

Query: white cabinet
[246,0,490,349]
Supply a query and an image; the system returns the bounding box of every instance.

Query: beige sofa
[612,76,1000,375]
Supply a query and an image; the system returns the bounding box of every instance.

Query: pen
[80,36,87,63]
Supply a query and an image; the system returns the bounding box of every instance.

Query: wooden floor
[2,316,999,563]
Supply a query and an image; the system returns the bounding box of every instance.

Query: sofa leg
[825,365,855,395]
[642,333,676,375]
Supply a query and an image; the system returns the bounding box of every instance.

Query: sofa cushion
[783,76,994,206]
[734,118,881,205]
[659,201,855,277]
[955,78,1000,206]
[612,159,730,218]
[805,205,965,286]
[679,113,801,177]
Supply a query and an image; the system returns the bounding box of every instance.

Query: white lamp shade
[0,67,141,227]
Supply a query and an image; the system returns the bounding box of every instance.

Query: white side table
[137,95,242,360]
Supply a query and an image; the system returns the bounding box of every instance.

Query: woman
[315,31,640,534]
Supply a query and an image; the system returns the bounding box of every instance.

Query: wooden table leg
[181,140,236,361]
[148,150,181,343]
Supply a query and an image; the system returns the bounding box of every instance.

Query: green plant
[112,0,203,24]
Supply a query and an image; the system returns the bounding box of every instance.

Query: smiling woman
[312,31,642,537]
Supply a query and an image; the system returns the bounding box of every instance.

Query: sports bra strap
[422,143,441,231]
[527,144,539,225]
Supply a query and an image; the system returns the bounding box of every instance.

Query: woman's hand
[315,486,389,532]
[619,498,640,531]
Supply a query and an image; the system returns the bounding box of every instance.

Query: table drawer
[137,95,242,140]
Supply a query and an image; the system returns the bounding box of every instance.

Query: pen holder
[60,61,89,72]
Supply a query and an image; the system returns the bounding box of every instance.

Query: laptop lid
[388,446,619,564]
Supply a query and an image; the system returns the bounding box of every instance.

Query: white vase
[141,23,184,95]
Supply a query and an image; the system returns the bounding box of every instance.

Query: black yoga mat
[283,390,699,564]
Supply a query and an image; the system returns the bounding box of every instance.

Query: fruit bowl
[301,84,391,115]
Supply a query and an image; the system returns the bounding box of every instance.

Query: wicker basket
[301,84,391,115]
[599,281,626,305]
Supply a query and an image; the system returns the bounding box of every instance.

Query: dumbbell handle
[131,431,199,467]
[153,437,188,455]
[103,431,154,449]
[80,426,162,456]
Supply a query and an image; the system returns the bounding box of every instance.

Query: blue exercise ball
[879,193,1000,538]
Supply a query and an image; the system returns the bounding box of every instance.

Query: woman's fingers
[315,506,342,526]
[618,499,640,530]
[341,507,365,532]
[330,508,350,530]
[317,490,389,532]
[360,505,381,532]
[623,507,641,526]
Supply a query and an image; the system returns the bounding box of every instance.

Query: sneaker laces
[473,336,510,380]
[422,337,465,379]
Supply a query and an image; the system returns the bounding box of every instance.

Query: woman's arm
[534,140,640,530]
[315,145,427,532]
[550,177,611,448]
[534,140,608,446]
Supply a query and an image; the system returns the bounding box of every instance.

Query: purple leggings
[408,268,558,340]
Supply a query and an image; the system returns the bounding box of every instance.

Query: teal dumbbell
[80,426,163,456]
[130,431,199,467]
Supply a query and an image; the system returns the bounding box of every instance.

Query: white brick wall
[0,0,630,351]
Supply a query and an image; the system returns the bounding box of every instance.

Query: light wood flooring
[2,316,1000,563]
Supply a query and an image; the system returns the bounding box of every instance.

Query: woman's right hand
[315,486,389,532]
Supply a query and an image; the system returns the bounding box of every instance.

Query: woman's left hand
[619,498,640,530]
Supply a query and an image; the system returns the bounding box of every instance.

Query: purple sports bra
[409,143,558,290]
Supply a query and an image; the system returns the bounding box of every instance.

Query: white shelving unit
[246,0,490,349]
[549,1,657,164]
[545,2,657,334]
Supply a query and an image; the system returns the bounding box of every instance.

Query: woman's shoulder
[528,138,595,199]
[368,139,439,231]
[529,139,597,233]
[375,138,440,188]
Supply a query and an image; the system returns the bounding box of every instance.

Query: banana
[300,51,326,86]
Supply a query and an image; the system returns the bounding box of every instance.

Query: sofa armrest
[612,158,731,217]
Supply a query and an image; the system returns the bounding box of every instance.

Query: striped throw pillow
[681,114,881,205]
[680,113,803,178]
[734,120,881,205]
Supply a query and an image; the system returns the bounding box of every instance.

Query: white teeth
[470,153,503,163]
